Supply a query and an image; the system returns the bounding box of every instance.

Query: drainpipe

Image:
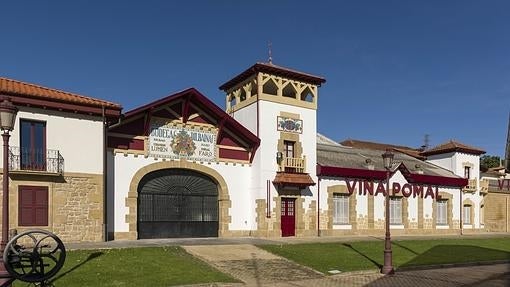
[266,180,271,218]
[102,106,108,241]
[460,188,463,235]
[317,176,321,237]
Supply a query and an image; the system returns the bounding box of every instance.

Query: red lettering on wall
[343,179,443,201]
[413,185,424,198]
[375,182,386,196]
[392,182,401,196]
[498,179,505,190]
[424,186,435,199]
[499,179,510,191]
[364,180,374,196]
[346,180,357,195]
[402,184,413,197]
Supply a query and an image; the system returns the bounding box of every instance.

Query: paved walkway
[183,244,323,286]
[181,244,510,287]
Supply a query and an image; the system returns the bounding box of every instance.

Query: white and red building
[0,62,498,242]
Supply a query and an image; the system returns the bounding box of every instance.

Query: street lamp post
[381,149,394,275]
[0,98,18,286]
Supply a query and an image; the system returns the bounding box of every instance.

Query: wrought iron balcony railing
[9,147,64,175]
[279,156,306,173]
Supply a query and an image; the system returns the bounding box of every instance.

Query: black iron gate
[138,169,219,239]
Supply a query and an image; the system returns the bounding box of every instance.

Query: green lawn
[258,237,510,274]
[13,246,237,287]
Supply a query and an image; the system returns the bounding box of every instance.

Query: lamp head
[0,97,18,132]
[382,149,394,170]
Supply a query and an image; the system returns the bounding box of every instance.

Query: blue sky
[2,1,509,157]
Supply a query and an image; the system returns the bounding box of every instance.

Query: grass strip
[14,246,237,287]
[258,237,510,274]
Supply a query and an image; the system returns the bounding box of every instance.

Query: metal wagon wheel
[2,230,66,284]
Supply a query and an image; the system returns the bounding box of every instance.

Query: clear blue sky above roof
[1,1,509,156]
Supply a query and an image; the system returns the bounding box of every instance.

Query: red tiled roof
[0,77,122,118]
[421,140,486,156]
[219,62,326,91]
[273,172,316,187]
[0,77,121,109]
[340,139,425,160]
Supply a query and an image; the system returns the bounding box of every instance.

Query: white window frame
[333,194,349,225]
[389,197,402,225]
[437,200,448,225]
[463,205,471,225]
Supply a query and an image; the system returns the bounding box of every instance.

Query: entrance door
[138,169,219,239]
[281,198,296,237]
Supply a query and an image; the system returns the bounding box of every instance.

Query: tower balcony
[9,146,64,175]
[279,156,307,173]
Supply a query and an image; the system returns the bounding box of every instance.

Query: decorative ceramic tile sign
[277,116,303,133]
[148,120,217,162]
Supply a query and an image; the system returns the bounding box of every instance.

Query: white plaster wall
[317,171,464,230]
[317,178,333,211]
[256,100,317,192]
[455,153,480,179]
[234,98,319,215]
[426,152,456,172]
[112,154,253,233]
[231,102,258,136]
[5,107,104,174]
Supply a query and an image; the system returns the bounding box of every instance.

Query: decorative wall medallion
[277,116,303,133]
[170,130,196,156]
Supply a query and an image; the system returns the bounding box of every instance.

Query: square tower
[219,62,325,236]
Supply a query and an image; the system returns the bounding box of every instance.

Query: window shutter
[19,186,48,226]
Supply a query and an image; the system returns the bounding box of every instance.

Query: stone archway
[124,159,231,240]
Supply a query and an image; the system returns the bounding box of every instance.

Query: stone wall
[484,192,510,232]
[52,174,104,242]
[1,172,104,243]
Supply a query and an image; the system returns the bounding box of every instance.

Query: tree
[480,155,501,172]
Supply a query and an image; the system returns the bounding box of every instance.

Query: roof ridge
[255,62,326,80]
[0,77,121,108]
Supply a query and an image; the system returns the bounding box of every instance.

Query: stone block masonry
[52,174,104,242]
[2,172,104,243]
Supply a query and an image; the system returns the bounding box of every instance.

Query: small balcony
[279,156,306,173]
[479,179,489,194]
[9,147,64,175]
[463,178,477,193]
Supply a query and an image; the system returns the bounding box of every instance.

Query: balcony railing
[279,156,306,173]
[463,179,477,193]
[479,179,489,194]
[9,147,64,175]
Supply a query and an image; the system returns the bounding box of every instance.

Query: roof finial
[268,41,273,64]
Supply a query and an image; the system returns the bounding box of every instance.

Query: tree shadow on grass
[399,245,510,269]
[342,243,382,269]
[48,251,104,284]
[391,241,419,256]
